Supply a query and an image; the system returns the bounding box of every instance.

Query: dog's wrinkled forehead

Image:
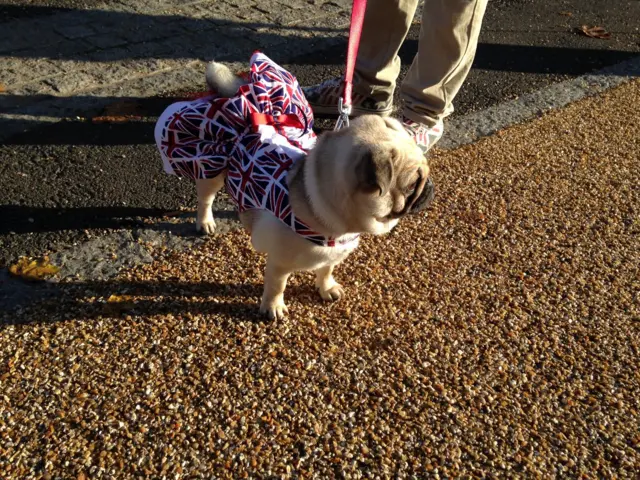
[350,115,404,138]
[350,116,423,154]
[381,117,412,139]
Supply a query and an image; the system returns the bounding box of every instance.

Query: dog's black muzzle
[410,177,435,213]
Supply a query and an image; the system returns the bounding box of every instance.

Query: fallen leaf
[106,294,135,304]
[559,11,573,16]
[104,294,136,314]
[0,83,6,93]
[577,25,611,39]
[9,257,59,282]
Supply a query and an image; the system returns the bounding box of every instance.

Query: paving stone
[0,33,34,54]
[118,0,192,15]
[31,38,95,61]
[172,15,220,33]
[3,34,62,55]
[144,12,181,25]
[42,57,170,96]
[319,0,350,14]
[195,36,260,62]
[278,0,312,9]
[118,23,168,43]
[85,34,130,50]
[53,23,98,40]
[0,58,64,87]
[287,11,350,33]
[124,41,162,60]
[42,71,99,95]
[2,80,61,99]
[142,34,201,60]
[48,10,97,29]
[125,42,194,72]
[193,2,251,24]
[274,5,346,27]
[225,4,279,24]
[91,63,204,98]
[185,1,235,20]
[88,61,147,87]
[6,21,66,51]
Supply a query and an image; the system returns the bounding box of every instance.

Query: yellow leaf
[104,294,136,314]
[107,294,135,303]
[9,257,59,281]
[0,83,6,93]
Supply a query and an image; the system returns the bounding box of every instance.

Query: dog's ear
[355,146,395,196]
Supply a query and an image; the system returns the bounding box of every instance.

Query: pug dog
[156,54,434,319]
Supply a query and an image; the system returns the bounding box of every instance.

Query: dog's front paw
[196,215,216,235]
[319,283,345,302]
[259,298,289,320]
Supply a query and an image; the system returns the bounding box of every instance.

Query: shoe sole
[309,103,393,118]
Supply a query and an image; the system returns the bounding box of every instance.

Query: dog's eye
[404,179,418,195]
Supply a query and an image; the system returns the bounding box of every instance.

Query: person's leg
[402,0,489,127]
[354,0,420,101]
[304,0,419,116]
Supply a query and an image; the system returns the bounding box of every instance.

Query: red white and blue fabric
[155,52,359,248]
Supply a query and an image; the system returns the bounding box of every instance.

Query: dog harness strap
[250,112,304,132]
[335,0,367,131]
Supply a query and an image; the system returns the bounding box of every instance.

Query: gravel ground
[1,80,639,478]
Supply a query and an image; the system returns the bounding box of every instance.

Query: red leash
[335,0,367,130]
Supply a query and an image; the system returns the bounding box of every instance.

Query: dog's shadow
[144,209,241,238]
[4,277,321,326]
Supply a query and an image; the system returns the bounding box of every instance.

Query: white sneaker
[402,116,444,153]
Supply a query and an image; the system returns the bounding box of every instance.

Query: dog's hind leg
[196,174,226,234]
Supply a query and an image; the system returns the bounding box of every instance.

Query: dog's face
[314,115,434,235]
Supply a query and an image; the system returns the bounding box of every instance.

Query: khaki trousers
[354,0,488,127]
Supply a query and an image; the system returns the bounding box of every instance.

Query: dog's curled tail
[205,61,245,97]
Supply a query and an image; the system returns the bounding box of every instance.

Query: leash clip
[334,97,352,131]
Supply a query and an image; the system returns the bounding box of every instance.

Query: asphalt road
[1,0,639,268]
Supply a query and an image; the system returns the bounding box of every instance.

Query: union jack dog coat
[155,52,359,248]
